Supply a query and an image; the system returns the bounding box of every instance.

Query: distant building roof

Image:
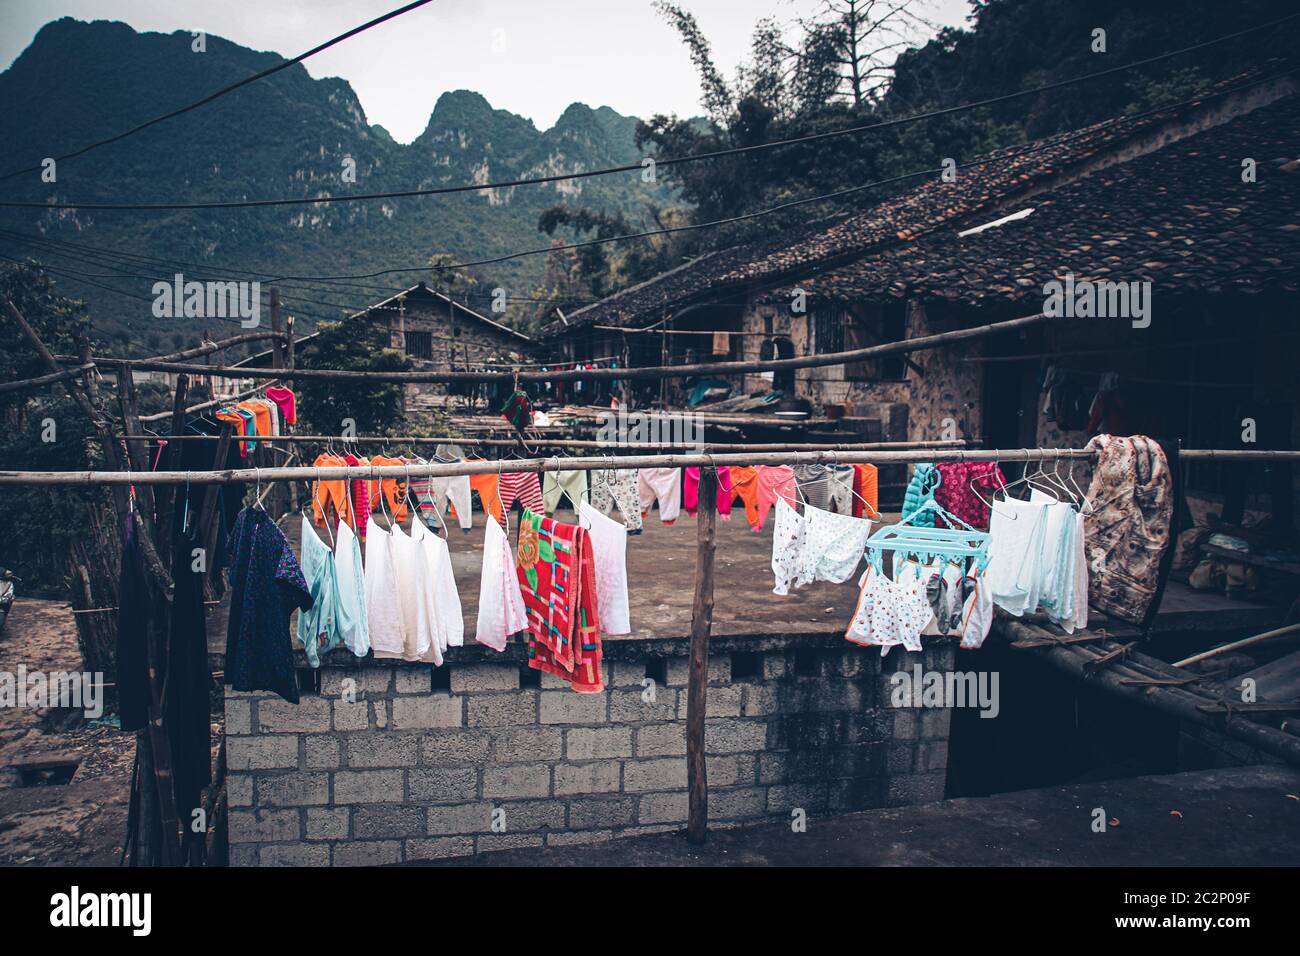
[541,73,1296,338]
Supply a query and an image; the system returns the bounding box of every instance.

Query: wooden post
[269,288,283,369]
[686,465,718,845]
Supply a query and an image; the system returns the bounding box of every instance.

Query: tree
[294,317,411,437]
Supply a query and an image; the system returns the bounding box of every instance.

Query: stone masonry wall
[226,640,956,865]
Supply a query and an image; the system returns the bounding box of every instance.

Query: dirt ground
[0,598,134,866]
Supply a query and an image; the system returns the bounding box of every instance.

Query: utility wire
[0,0,438,182]
[1,11,1295,210]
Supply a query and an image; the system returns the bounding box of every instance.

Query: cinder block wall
[226,641,956,865]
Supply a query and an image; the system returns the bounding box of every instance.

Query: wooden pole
[1172,622,1300,669]
[686,465,718,845]
[269,288,283,370]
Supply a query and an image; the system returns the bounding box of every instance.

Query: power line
[0,0,437,182]
[2,11,1295,211]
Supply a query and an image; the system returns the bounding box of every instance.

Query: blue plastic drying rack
[864,498,990,574]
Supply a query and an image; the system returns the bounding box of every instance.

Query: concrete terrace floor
[418,765,1300,867]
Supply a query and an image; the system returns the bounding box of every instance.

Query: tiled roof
[769,91,1300,305]
[541,74,1295,339]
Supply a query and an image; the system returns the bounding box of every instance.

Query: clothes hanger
[969,450,1019,521]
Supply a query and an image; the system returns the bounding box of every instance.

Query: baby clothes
[853,463,880,518]
[368,455,410,524]
[896,558,966,637]
[578,502,631,635]
[901,464,940,526]
[845,566,934,655]
[590,468,642,533]
[363,517,405,661]
[793,463,831,511]
[796,505,872,587]
[474,517,528,652]
[265,386,297,425]
[334,518,369,657]
[770,498,807,596]
[684,466,733,520]
[729,466,761,529]
[498,471,545,516]
[638,467,681,524]
[311,454,355,530]
[958,568,995,650]
[827,465,857,515]
[543,469,589,515]
[755,465,797,532]
[413,474,473,532]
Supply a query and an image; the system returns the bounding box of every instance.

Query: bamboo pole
[0,362,96,395]
[1172,622,1300,669]
[103,308,1059,383]
[0,446,1101,486]
[686,465,718,845]
[73,330,287,368]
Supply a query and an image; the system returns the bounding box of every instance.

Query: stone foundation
[225,639,956,865]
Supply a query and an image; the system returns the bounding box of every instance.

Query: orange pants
[213,410,251,457]
[853,463,879,518]
[729,466,761,530]
[311,453,355,529]
[369,455,409,524]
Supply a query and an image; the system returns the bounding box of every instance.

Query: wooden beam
[0,362,96,395]
[686,465,718,845]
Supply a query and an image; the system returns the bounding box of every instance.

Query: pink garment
[683,466,733,520]
[755,465,797,532]
[933,462,1006,530]
[265,386,297,425]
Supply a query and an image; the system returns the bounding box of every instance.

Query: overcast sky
[0,0,974,141]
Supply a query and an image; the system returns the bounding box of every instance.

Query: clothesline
[1,447,1293,487]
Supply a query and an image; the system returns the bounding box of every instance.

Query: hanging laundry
[265,385,297,425]
[165,520,213,833]
[683,466,733,520]
[389,522,436,663]
[343,453,370,536]
[368,455,410,524]
[516,509,604,692]
[411,519,464,656]
[852,463,879,518]
[115,512,152,732]
[364,516,408,662]
[754,465,797,531]
[474,517,528,652]
[311,454,355,530]
[1083,434,1171,625]
[412,474,473,532]
[934,461,1006,530]
[728,465,761,530]
[499,471,545,516]
[845,566,933,655]
[986,497,1050,615]
[590,468,642,534]
[297,516,347,668]
[578,501,631,635]
[793,463,831,511]
[796,505,872,587]
[543,469,589,515]
[466,467,505,526]
[770,498,807,596]
[334,518,370,657]
[638,467,681,524]
[224,507,313,704]
[901,464,941,526]
[827,464,857,514]
[501,389,533,430]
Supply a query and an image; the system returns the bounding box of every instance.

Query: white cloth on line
[474,517,528,652]
[578,501,631,635]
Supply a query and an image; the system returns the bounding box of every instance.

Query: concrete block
[420,729,492,765]
[228,735,298,771]
[226,773,253,808]
[256,772,330,807]
[450,663,520,693]
[709,786,767,819]
[332,769,404,804]
[331,840,401,866]
[225,698,252,735]
[482,764,551,800]
[608,688,676,723]
[554,760,622,795]
[565,727,632,761]
[394,667,433,694]
[408,767,478,803]
[352,805,426,839]
[634,723,686,757]
[405,837,475,861]
[261,843,330,867]
[489,726,563,763]
[425,802,493,836]
[258,697,331,733]
[392,694,463,729]
[476,833,543,852]
[677,685,741,719]
[637,791,688,825]
[623,757,687,793]
[229,808,300,844]
[305,807,349,841]
[496,800,565,831]
[540,691,608,725]
[705,718,769,754]
[568,796,637,829]
[466,691,537,727]
[333,699,370,731]
[304,735,340,769]
[346,733,419,768]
